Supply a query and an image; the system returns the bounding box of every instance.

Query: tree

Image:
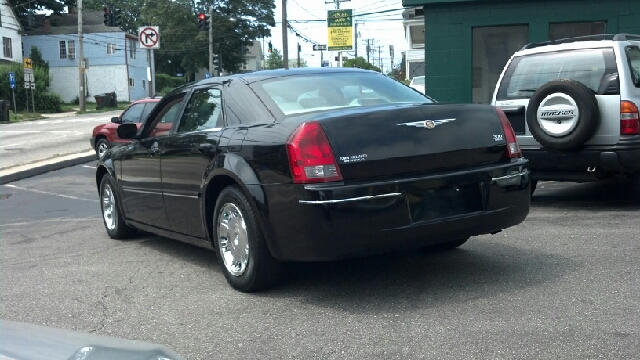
[291,59,308,68]
[8,0,74,15]
[29,46,50,88]
[343,57,381,72]
[265,49,283,69]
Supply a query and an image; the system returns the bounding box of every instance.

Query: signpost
[139,26,160,97]
[313,44,327,51]
[8,72,17,113]
[327,9,353,67]
[23,58,35,113]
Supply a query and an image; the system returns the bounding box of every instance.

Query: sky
[264,0,406,71]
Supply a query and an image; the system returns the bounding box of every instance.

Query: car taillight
[620,100,639,135]
[286,121,343,184]
[495,107,522,158]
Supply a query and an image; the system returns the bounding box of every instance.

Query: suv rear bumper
[523,135,640,180]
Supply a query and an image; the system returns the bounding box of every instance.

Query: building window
[549,22,606,41]
[67,40,76,59]
[3,37,12,58]
[59,40,67,59]
[129,78,135,87]
[107,43,118,55]
[129,39,136,59]
[142,80,146,90]
[472,25,529,104]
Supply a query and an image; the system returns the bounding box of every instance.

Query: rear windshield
[496,48,617,100]
[625,46,640,87]
[250,72,432,116]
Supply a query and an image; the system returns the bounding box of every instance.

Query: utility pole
[209,6,214,75]
[297,42,301,68]
[354,21,358,58]
[326,0,350,67]
[77,0,85,111]
[378,45,382,70]
[282,0,289,69]
[364,39,373,63]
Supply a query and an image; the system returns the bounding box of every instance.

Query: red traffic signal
[198,13,206,21]
[198,12,210,31]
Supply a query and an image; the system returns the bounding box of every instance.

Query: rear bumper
[256,159,530,262]
[523,136,640,180]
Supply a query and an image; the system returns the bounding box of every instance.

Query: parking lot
[1,163,639,359]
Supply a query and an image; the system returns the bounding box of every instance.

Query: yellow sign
[327,10,353,51]
[23,58,33,69]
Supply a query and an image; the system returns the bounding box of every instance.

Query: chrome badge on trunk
[398,118,456,129]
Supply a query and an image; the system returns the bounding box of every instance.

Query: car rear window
[251,72,432,116]
[625,46,640,87]
[496,48,618,100]
[411,76,425,85]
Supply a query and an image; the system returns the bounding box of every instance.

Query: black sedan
[96,68,531,292]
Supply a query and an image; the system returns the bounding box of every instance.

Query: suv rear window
[625,46,640,87]
[496,48,618,100]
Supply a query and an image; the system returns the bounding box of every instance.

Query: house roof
[2,2,24,32]
[21,11,123,35]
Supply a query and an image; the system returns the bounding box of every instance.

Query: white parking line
[3,184,98,202]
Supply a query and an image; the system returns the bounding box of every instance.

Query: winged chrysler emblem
[397,118,456,129]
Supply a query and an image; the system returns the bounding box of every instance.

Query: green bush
[155,73,186,93]
[0,62,62,113]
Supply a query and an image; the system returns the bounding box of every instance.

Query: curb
[0,152,96,185]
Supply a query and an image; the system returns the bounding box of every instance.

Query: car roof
[195,67,381,85]
[514,40,614,57]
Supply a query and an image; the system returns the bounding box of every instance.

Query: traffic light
[268,41,272,53]
[103,8,111,26]
[198,13,210,31]
[112,9,122,28]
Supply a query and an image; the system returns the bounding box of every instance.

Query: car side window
[121,103,145,123]
[144,96,185,138]
[140,102,156,123]
[177,88,224,133]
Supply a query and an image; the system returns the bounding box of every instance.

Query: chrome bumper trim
[491,169,530,183]
[299,192,403,205]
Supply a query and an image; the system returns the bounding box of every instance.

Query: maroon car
[91,98,160,159]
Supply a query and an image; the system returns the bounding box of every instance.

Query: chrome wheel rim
[102,184,116,231]
[97,142,108,158]
[217,203,249,277]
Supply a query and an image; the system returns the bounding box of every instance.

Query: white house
[0,2,24,64]
[402,6,425,80]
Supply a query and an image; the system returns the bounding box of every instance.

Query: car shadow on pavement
[136,234,220,273]
[532,178,640,210]
[260,240,577,313]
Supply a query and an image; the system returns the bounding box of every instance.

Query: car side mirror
[597,73,619,95]
[116,123,138,139]
[111,116,121,124]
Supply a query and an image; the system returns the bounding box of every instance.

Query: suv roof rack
[520,33,640,51]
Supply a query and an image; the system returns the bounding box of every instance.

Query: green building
[401,0,640,103]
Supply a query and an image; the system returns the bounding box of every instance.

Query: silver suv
[492,34,640,196]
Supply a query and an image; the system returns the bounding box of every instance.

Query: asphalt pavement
[0,111,120,172]
[1,164,638,359]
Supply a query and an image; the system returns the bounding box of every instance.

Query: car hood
[0,320,185,360]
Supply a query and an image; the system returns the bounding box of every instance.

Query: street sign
[204,73,211,79]
[334,56,348,61]
[327,9,353,51]
[138,26,160,49]
[8,72,16,89]
[313,44,328,51]
[23,58,33,69]
[29,83,36,89]
[24,72,34,83]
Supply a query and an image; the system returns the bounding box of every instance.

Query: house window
[129,78,135,87]
[129,39,136,59]
[107,43,118,55]
[142,80,146,90]
[3,37,12,58]
[59,40,67,59]
[67,40,76,59]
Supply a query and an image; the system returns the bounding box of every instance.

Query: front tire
[100,174,136,239]
[214,186,281,292]
[95,138,110,159]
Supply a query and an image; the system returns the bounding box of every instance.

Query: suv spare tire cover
[526,79,600,151]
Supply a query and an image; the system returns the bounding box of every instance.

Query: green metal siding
[417,0,640,103]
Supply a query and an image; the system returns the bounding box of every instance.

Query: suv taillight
[495,107,522,158]
[621,101,640,135]
[286,121,343,184]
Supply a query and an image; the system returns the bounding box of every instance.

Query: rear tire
[99,174,136,239]
[424,237,469,252]
[213,185,281,292]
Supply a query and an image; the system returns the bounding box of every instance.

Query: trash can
[0,100,10,123]
[109,92,117,107]
[94,94,108,110]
